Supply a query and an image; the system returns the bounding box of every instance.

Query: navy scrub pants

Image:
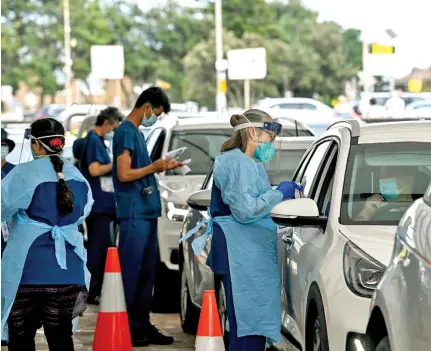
[118,218,158,331]
[208,224,267,351]
[86,212,116,298]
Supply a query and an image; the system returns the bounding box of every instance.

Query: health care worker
[73,107,122,304]
[112,87,182,347]
[1,128,16,257]
[1,118,93,351]
[181,109,303,350]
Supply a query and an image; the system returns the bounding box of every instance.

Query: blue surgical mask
[142,114,157,127]
[1,145,9,160]
[379,178,400,201]
[104,131,114,141]
[253,142,276,164]
[31,148,37,160]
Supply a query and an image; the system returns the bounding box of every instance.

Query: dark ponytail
[50,155,75,215]
[30,118,74,215]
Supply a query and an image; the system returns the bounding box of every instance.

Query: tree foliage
[1,0,362,107]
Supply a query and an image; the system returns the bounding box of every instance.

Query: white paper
[100,176,114,193]
[165,147,187,160]
[2,222,10,242]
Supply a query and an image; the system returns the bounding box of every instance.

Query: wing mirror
[187,189,211,211]
[271,198,327,228]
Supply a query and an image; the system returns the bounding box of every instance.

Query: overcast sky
[133,0,431,78]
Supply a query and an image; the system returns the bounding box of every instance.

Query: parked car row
[181,119,431,351]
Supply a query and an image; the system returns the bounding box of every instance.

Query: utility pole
[215,0,227,114]
[63,0,73,106]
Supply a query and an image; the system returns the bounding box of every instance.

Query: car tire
[179,265,200,334]
[151,261,180,313]
[375,337,391,351]
[305,285,329,351]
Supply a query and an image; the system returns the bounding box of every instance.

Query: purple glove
[276,181,304,200]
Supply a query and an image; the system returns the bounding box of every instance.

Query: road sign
[408,79,423,93]
[368,43,395,55]
[219,79,227,93]
[227,48,267,81]
[91,45,125,80]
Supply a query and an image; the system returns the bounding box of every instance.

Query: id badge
[100,176,114,193]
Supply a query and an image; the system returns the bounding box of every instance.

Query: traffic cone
[92,248,132,351]
[195,290,225,351]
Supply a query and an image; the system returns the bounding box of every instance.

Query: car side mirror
[271,198,327,228]
[187,189,211,211]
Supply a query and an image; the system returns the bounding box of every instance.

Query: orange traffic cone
[195,290,225,351]
[92,248,132,351]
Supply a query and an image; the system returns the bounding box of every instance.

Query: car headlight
[343,241,386,298]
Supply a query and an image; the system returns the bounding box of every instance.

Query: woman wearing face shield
[1,118,93,350]
[180,109,303,350]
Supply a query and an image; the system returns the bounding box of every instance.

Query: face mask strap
[30,134,65,154]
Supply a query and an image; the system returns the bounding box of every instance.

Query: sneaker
[1,340,8,346]
[131,336,150,347]
[142,324,174,345]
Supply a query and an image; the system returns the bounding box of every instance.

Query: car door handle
[282,233,293,245]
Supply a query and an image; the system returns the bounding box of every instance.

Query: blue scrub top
[78,130,116,214]
[112,120,161,220]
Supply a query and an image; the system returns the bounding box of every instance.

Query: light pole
[63,0,73,106]
[215,0,227,114]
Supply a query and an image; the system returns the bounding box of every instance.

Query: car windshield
[341,142,431,225]
[166,129,232,175]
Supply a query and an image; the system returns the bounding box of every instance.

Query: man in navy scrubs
[74,107,122,304]
[113,87,182,346]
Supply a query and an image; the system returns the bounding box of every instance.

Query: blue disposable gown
[181,148,283,342]
[1,156,94,340]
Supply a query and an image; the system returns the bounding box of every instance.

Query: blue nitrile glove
[276,181,304,200]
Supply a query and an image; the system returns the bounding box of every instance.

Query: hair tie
[49,138,63,147]
[57,172,65,180]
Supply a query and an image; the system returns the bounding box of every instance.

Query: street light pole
[63,0,73,106]
[215,0,227,114]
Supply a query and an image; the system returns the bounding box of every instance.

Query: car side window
[299,141,332,197]
[424,183,431,206]
[300,103,317,111]
[314,146,338,216]
[147,128,166,161]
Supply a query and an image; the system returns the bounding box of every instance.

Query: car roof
[278,136,316,149]
[328,120,431,144]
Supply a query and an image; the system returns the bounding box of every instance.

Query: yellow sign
[219,79,227,93]
[408,78,423,93]
[156,79,172,89]
[369,43,395,55]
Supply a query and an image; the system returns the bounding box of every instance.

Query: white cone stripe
[99,272,127,313]
[195,336,225,351]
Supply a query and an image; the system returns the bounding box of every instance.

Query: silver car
[365,182,431,351]
[179,136,315,336]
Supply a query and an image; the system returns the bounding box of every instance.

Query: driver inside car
[356,166,417,221]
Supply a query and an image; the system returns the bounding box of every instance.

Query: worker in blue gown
[1,128,16,257]
[180,109,303,351]
[112,87,182,347]
[1,118,93,351]
[73,107,122,304]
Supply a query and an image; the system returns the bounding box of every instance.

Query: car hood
[339,225,397,266]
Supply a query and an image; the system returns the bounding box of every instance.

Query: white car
[254,97,335,120]
[270,120,431,351]
[365,182,431,351]
[405,99,431,118]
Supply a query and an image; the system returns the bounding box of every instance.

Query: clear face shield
[19,128,64,163]
[233,118,283,185]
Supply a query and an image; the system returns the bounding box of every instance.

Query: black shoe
[131,336,150,347]
[142,324,174,345]
[1,340,8,346]
[87,295,100,305]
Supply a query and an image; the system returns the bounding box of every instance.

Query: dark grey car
[178,137,315,337]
